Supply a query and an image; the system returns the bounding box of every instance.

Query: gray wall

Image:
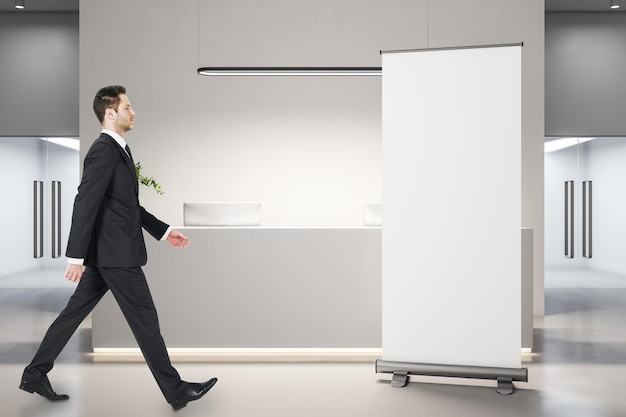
[200,0,426,66]
[0,12,78,137]
[79,0,545,314]
[546,12,626,136]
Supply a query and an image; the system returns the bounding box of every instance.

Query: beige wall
[80,0,544,314]
[425,1,545,315]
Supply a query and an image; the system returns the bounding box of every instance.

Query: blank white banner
[382,45,522,369]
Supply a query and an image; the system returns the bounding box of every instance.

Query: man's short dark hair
[93,85,127,124]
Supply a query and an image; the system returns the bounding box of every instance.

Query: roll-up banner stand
[377,43,527,394]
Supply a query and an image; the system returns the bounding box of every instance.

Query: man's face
[111,94,135,133]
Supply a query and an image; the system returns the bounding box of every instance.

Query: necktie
[125,144,133,161]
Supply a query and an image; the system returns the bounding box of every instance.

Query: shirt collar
[102,129,127,151]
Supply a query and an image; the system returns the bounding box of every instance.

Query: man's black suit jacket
[65,133,168,267]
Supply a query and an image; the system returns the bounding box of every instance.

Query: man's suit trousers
[23,266,182,402]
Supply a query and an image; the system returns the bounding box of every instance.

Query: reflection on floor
[545,268,626,288]
[0,267,76,288]
[1,287,625,417]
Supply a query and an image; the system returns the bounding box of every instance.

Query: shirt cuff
[67,257,84,265]
[161,226,172,241]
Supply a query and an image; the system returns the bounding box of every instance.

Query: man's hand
[166,229,190,248]
[65,263,84,283]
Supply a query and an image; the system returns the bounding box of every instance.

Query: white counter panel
[92,228,382,350]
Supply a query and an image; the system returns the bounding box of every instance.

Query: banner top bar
[380,42,523,55]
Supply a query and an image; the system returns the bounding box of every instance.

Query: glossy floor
[1,288,625,417]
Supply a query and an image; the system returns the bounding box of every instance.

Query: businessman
[19,85,216,411]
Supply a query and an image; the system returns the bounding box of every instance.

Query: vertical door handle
[51,181,62,258]
[582,181,592,258]
[33,181,43,258]
[564,181,574,258]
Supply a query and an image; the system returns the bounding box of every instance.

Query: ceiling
[0,0,623,13]
[546,0,626,11]
[0,0,78,12]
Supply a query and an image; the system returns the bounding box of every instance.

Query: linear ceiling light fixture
[15,0,25,9]
[197,67,382,76]
[611,0,620,9]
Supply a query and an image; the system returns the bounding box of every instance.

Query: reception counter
[92,227,382,357]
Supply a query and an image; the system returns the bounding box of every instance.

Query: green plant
[135,162,164,195]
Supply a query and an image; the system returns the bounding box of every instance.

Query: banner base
[376,359,528,395]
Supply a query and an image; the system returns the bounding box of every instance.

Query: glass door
[0,137,79,288]
[545,137,626,288]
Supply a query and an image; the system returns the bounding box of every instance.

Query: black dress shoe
[171,378,217,411]
[19,377,69,401]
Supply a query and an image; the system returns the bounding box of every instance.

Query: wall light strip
[197,67,382,76]
[91,347,382,362]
